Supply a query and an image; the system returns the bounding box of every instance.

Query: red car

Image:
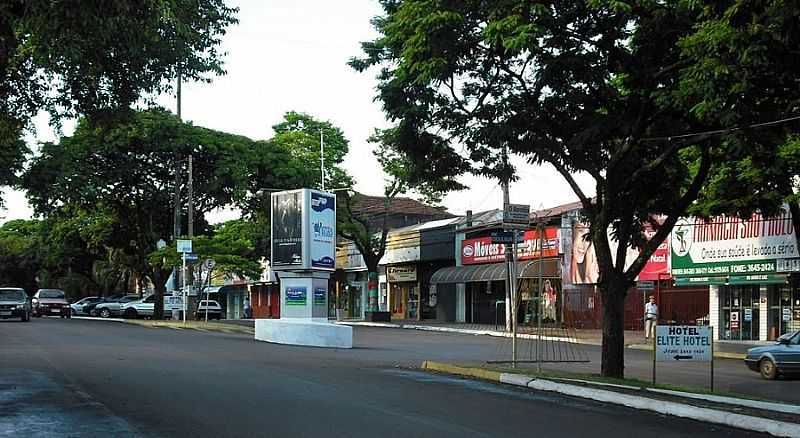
[32,289,71,318]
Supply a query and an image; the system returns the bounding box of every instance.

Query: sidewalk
[337,320,761,359]
[421,361,800,437]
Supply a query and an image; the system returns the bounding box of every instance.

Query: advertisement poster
[272,191,303,267]
[461,227,559,265]
[309,191,336,269]
[313,287,326,305]
[670,210,797,281]
[285,287,307,306]
[731,311,740,330]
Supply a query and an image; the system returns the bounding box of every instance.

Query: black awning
[430,259,560,284]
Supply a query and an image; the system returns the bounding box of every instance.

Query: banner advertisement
[569,220,670,285]
[313,287,327,305]
[670,211,797,282]
[461,227,559,265]
[285,286,307,306]
[272,191,303,267]
[309,191,336,270]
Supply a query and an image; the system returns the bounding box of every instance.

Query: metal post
[182,252,187,324]
[188,154,193,238]
[320,130,325,191]
[537,221,544,374]
[205,267,212,323]
[511,229,518,368]
[710,326,714,392]
[652,328,657,385]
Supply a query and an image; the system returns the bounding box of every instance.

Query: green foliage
[149,219,260,281]
[0,219,41,292]
[0,0,238,205]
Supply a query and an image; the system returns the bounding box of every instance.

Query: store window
[719,285,760,341]
[768,283,800,339]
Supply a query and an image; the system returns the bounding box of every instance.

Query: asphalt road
[0,318,780,437]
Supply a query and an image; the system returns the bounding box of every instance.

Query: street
[0,319,778,437]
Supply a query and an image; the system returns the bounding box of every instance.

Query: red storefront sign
[461,227,559,265]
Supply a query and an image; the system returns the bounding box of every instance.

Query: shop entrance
[390,283,418,319]
[719,285,760,341]
[768,284,800,340]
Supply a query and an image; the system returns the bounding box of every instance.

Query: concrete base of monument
[254,318,353,349]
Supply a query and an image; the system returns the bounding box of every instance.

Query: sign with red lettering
[461,227,559,265]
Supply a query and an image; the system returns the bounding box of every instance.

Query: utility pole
[171,69,183,321]
[188,154,193,238]
[501,144,511,332]
[320,129,325,191]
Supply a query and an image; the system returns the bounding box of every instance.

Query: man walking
[644,295,658,340]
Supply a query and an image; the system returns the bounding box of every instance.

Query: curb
[341,321,747,360]
[123,319,255,335]
[421,361,800,437]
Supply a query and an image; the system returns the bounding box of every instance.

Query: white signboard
[655,325,712,362]
[176,239,192,253]
[309,190,336,270]
[165,295,184,311]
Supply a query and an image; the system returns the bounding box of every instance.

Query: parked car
[0,287,31,322]
[93,294,139,318]
[70,296,104,316]
[32,289,70,318]
[121,294,183,319]
[745,330,800,379]
[83,294,122,316]
[194,300,223,320]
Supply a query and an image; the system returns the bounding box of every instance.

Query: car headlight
[15,304,24,310]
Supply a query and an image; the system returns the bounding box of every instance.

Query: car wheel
[100,308,111,318]
[759,358,778,380]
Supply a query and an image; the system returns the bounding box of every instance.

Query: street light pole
[320,129,325,191]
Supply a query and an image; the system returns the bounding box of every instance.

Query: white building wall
[759,285,768,341]
[709,285,719,341]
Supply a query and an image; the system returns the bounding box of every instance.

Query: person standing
[644,295,658,340]
[243,295,252,319]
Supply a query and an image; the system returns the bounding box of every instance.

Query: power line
[642,114,800,142]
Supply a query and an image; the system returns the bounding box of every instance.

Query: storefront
[387,265,418,320]
[430,225,561,326]
[334,242,368,319]
[670,211,799,340]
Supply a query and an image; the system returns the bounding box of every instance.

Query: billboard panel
[309,191,336,269]
[461,227,559,265]
[271,191,303,267]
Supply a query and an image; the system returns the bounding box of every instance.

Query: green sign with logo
[670,214,798,285]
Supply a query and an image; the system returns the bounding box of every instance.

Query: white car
[121,294,183,319]
[194,300,223,320]
[70,296,103,316]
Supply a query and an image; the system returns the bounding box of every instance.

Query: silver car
[93,295,139,318]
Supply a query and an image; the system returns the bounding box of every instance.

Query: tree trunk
[153,270,167,320]
[367,271,379,312]
[599,276,628,378]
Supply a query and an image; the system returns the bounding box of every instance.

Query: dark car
[83,294,123,316]
[0,288,31,322]
[32,289,71,318]
[745,331,800,379]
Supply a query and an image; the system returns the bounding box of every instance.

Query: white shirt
[645,302,658,318]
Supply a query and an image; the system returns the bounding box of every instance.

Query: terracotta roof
[531,199,586,219]
[350,193,453,217]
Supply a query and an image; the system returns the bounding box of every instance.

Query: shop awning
[430,259,560,284]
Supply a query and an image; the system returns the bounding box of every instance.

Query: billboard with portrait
[271,191,303,267]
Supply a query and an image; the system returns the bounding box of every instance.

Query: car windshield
[0,289,25,301]
[39,289,65,299]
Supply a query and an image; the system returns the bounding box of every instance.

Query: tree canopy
[0,0,238,206]
[351,0,781,377]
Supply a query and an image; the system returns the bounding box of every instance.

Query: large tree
[0,0,237,205]
[352,1,736,377]
[24,109,261,318]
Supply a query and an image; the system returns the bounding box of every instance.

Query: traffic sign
[655,325,712,362]
[637,281,655,290]
[183,253,199,262]
[490,231,515,244]
[503,204,530,224]
[176,239,192,253]
[203,258,216,270]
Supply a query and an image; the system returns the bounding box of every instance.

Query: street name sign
[655,325,712,362]
[503,204,530,224]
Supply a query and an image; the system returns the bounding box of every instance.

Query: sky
[0,0,595,224]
